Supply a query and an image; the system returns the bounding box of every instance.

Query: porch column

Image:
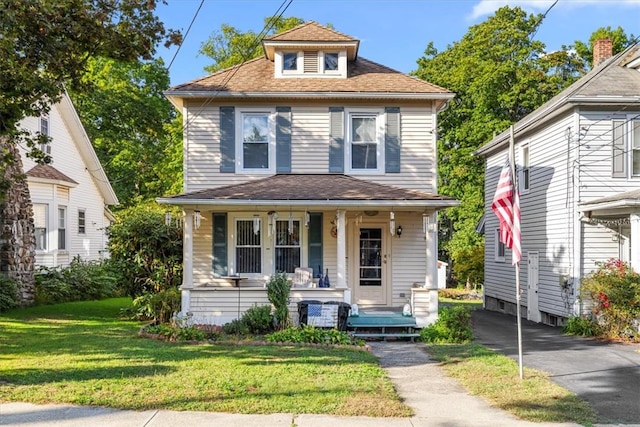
[630,213,640,272]
[425,212,438,289]
[336,209,347,288]
[182,210,194,314]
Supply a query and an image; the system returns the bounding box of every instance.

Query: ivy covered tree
[414,6,583,285]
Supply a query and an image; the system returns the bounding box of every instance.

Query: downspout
[571,111,582,316]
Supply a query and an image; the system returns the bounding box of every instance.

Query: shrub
[222,318,250,336]
[127,287,181,324]
[0,276,20,312]
[580,259,640,341]
[563,315,599,337]
[241,304,274,334]
[34,257,120,305]
[107,204,183,297]
[266,272,291,330]
[266,325,361,346]
[421,306,472,343]
[143,324,205,342]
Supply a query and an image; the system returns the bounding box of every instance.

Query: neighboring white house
[158,22,457,326]
[476,40,640,326]
[18,91,119,267]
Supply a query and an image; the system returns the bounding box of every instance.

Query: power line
[529,0,558,41]
[168,0,205,71]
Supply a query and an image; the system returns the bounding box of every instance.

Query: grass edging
[425,343,596,425]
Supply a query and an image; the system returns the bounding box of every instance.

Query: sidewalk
[0,342,581,427]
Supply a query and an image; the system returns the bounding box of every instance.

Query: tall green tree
[200,16,305,73]
[69,57,182,206]
[414,6,582,284]
[0,0,180,161]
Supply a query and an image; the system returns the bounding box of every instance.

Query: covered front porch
[581,189,640,272]
[157,174,458,327]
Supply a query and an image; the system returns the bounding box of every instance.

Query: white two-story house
[19,92,119,267]
[158,22,457,326]
[477,40,640,326]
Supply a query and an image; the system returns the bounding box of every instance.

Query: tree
[69,57,182,206]
[413,6,581,284]
[573,26,636,69]
[0,0,180,148]
[200,16,305,73]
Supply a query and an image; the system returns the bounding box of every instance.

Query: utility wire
[168,0,205,71]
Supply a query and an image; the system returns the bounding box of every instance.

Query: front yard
[0,298,410,417]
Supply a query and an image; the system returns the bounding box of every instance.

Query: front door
[527,252,541,322]
[355,227,387,305]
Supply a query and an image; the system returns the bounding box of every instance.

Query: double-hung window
[632,121,640,176]
[58,206,66,250]
[39,115,51,154]
[346,109,384,174]
[78,209,86,234]
[236,219,262,274]
[33,204,48,251]
[519,144,530,192]
[275,219,301,273]
[236,110,275,173]
[612,119,640,177]
[495,228,505,262]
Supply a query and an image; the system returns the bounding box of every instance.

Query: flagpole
[510,125,524,380]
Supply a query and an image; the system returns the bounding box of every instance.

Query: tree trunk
[0,136,36,304]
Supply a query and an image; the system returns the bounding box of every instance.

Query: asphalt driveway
[472,309,640,424]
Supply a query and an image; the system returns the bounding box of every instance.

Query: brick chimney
[593,38,613,66]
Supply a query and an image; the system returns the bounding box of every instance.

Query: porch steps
[347,312,420,341]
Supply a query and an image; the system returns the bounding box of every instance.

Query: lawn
[0,298,410,417]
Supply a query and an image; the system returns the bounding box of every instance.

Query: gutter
[156,198,460,209]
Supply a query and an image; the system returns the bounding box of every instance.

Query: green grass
[0,298,410,417]
[426,343,596,425]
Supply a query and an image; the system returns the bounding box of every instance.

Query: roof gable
[264,21,356,43]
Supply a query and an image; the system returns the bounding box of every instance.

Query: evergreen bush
[420,306,473,343]
[0,276,20,312]
[266,272,291,330]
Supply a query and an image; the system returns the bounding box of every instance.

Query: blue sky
[155,0,640,86]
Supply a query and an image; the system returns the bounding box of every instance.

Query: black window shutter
[276,106,292,173]
[308,212,323,277]
[329,107,344,173]
[385,107,401,173]
[612,119,626,178]
[212,213,228,276]
[220,107,235,173]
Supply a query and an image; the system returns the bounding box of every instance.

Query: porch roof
[157,174,459,209]
[580,189,640,217]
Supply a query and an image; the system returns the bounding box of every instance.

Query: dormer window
[324,53,338,71]
[274,50,347,78]
[283,52,298,71]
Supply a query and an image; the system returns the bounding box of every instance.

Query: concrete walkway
[472,309,640,425]
[1,342,582,427]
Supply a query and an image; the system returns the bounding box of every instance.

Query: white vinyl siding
[18,98,112,267]
[183,103,438,193]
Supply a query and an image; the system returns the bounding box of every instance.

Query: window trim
[33,203,48,252]
[58,206,67,251]
[494,228,505,262]
[519,143,530,193]
[344,108,385,175]
[631,120,640,177]
[78,209,86,235]
[235,108,276,174]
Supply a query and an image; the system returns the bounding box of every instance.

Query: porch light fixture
[305,211,310,227]
[423,214,437,234]
[390,211,395,236]
[253,216,260,235]
[288,211,294,235]
[396,225,403,237]
[193,210,202,229]
[165,212,172,226]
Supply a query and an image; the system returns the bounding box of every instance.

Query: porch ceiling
[157,174,459,210]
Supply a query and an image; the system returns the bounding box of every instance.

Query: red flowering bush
[580,259,640,342]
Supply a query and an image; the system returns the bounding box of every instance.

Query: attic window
[303,51,318,73]
[324,53,338,71]
[283,53,297,71]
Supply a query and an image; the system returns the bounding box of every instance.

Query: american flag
[491,157,522,265]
